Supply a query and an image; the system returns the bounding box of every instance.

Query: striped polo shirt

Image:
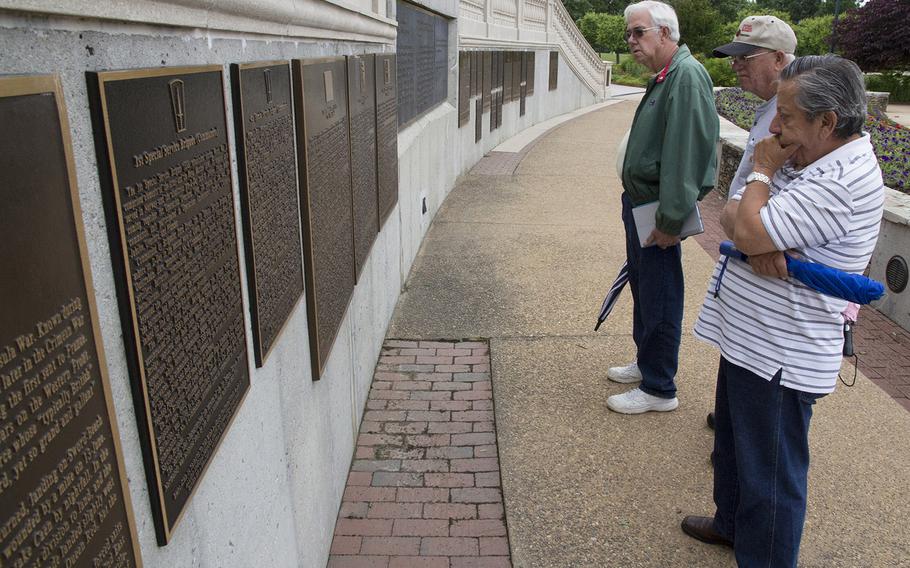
[694,133,885,393]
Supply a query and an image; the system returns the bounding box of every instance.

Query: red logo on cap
[741,24,752,32]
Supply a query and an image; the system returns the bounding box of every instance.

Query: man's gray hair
[779,55,866,139]
[624,1,680,42]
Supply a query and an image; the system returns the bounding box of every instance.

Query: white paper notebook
[632,201,704,247]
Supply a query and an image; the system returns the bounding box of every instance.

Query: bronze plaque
[474,98,482,143]
[0,75,142,567]
[471,51,483,97]
[527,51,536,95]
[397,1,449,127]
[520,52,527,117]
[87,65,251,545]
[458,51,470,128]
[375,54,399,228]
[292,57,356,379]
[346,54,379,282]
[512,51,522,104]
[503,52,513,103]
[497,88,504,128]
[549,51,559,91]
[230,61,305,368]
[482,51,492,113]
[397,1,416,124]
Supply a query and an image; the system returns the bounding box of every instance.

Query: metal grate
[886,255,909,293]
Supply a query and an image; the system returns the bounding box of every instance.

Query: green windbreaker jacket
[621,45,719,236]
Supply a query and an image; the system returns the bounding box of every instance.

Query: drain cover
[886,255,908,293]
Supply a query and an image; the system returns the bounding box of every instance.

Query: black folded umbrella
[595,260,629,331]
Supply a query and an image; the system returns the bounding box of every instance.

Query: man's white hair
[624,1,680,42]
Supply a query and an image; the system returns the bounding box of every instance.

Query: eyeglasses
[729,51,775,66]
[624,26,660,41]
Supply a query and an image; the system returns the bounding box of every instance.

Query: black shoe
[707,412,715,430]
[681,516,733,547]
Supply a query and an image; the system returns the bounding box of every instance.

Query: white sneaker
[607,362,642,384]
[607,387,679,414]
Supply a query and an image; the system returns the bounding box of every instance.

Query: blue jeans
[712,356,823,568]
[621,192,682,399]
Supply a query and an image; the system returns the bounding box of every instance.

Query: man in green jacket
[606,0,719,414]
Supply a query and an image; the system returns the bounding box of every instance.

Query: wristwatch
[746,171,772,186]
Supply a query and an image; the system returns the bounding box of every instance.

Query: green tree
[794,15,833,55]
[577,12,627,61]
[669,0,725,56]
[590,0,633,15]
[596,14,628,62]
[815,0,857,17]
[712,0,749,22]
[756,0,821,22]
[578,11,606,52]
[566,0,594,23]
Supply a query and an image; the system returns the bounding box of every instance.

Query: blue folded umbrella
[719,240,885,305]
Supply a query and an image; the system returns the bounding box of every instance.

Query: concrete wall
[0,1,598,566]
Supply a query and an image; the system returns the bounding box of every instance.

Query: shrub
[613,57,652,85]
[714,87,910,193]
[794,15,833,56]
[698,55,738,87]
[866,72,910,104]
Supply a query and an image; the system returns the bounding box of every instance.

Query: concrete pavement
[331,100,910,567]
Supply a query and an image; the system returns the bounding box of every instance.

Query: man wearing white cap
[717,16,797,240]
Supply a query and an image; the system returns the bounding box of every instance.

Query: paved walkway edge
[328,339,512,568]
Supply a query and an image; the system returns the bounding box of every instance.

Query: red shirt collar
[655,47,679,83]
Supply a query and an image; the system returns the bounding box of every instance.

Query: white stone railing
[549,0,607,98]
[458,0,609,100]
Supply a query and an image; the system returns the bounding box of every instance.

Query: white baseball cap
[713,16,797,57]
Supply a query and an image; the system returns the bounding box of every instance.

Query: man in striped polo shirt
[682,55,885,567]
[705,16,797,431]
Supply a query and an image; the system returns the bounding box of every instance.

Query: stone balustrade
[458,0,610,100]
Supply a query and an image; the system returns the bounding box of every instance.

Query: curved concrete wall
[0,1,599,566]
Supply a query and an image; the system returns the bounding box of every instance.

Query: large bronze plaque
[474,98,482,143]
[482,51,492,113]
[346,54,379,282]
[87,65,250,544]
[471,51,483,97]
[292,57,355,379]
[230,61,305,368]
[397,2,416,125]
[0,75,142,567]
[512,51,522,104]
[397,1,449,127]
[549,51,559,91]
[526,51,536,96]
[434,16,448,104]
[503,52,513,103]
[458,51,470,128]
[520,52,527,117]
[375,54,399,228]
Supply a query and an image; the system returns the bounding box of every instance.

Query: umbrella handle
[719,240,748,262]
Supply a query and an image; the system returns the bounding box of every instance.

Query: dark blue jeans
[712,356,823,568]
[621,192,682,399]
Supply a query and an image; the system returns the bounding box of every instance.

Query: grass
[714,87,909,194]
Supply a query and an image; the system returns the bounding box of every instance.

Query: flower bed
[714,87,909,194]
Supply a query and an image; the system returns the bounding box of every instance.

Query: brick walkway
[327,340,511,568]
[694,191,910,412]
